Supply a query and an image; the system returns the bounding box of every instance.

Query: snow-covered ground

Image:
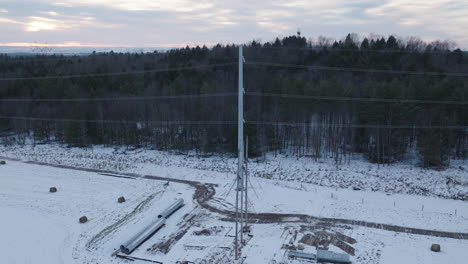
[0,161,193,264]
[216,177,468,232]
[1,144,468,263]
[1,144,467,200]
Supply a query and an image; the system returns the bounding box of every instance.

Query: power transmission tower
[244,136,249,230]
[235,45,246,260]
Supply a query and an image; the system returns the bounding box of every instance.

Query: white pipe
[119,198,185,255]
[158,198,184,218]
[120,218,166,254]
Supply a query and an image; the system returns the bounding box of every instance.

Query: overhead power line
[0,116,237,126]
[4,92,465,104]
[0,92,237,102]
[2,45,460,64]
[1,56,77,64]
[245,61,468,77]
[0,62,236,81]
[0,53,163,64]
[245,45,463,55]
[0,53,233,64]
[246,92,468,105]
[3,116,463,130]
[249,121,467,130]
[0,141,233,147]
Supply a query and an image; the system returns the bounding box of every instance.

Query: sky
[0,0,467,49]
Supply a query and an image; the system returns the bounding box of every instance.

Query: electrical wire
[245,45,465,55]
[0,50,174,63]
[2,90,464,105]
[246,92,468,105]
[0,141,233,147]
[245,61,468,77]
[2,44,462,64]
[248,121,467,130]
[0,62,236,81]
[3,91,465,105]
[0,116,237,126]
[3,116,463,130]
[0,92,237,102]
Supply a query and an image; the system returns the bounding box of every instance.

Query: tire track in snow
[2,156,468,241]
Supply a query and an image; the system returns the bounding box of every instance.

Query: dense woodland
[0,34,467,168]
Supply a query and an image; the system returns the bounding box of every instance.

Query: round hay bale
[0,160,6,165]
[49,187,57,193]
[79,216,88,224]
[431,244,441,252]
[117,196,126,203]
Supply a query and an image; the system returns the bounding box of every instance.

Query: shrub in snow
[49,187,57,193]
[117,196,126,203]
[0,161,5,165]
[193,229,211,236]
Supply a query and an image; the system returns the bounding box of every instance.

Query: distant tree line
[0,34,466,168]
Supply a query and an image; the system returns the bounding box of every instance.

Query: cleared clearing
[1,146,467,263]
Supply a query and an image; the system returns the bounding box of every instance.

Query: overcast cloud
[0,0,466,49]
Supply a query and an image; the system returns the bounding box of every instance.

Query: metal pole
[245,136,248,228]
[240,171,244,243]
[235,45,244,260]
[235,183,239,259]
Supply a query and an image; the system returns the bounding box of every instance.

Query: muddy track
[3,156,468,240]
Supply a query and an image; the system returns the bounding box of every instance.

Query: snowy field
[1,144,467,200]
[0,161,194,263]
[1,144,468,263]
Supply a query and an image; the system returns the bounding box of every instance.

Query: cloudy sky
[0,0,467,49]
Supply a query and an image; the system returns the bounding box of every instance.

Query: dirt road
[3,156,468,240]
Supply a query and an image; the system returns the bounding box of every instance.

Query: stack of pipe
[120,198,185,255]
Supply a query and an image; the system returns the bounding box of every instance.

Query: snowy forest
[0,34,467,168]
